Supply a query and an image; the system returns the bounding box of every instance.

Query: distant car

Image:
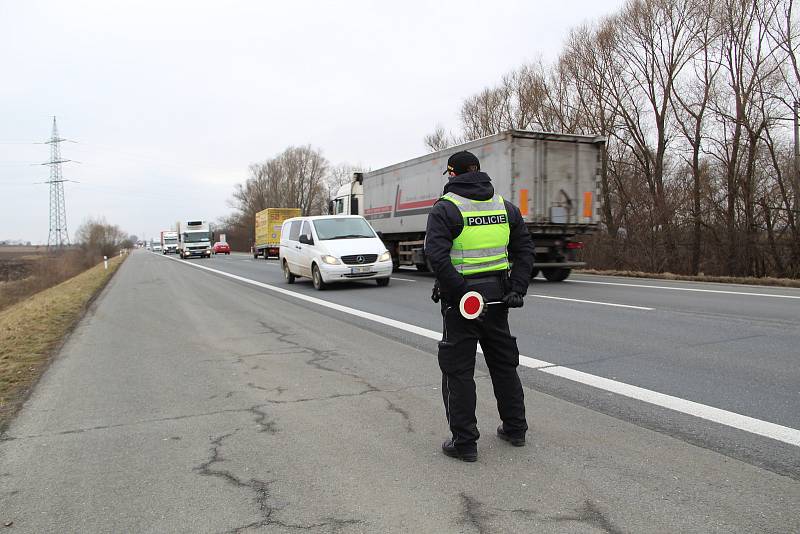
[213,242,231,255]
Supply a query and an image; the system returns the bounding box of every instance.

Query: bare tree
[75,216,129,259]
[423,124,454,152]
[672,0,722,273]
[607,0,704,270]
[226,145,331,246]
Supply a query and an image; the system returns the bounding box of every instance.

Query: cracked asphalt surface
[0,250,798,533]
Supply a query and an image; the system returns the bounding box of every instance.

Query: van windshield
[313,218,375,240]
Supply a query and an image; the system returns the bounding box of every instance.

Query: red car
[212,242,231,255]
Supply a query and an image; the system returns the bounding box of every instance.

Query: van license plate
[351,266,370,274]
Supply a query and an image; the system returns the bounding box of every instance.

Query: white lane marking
[540,366,800,447]
[529,294,653,311]
[391,277,417,282]
[568,279,800,299]
[162,255,800,448]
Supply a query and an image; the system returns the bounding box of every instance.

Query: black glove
[475,302,489,322]
[502,291,524,308]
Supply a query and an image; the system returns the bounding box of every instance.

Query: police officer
[425,150,534,462]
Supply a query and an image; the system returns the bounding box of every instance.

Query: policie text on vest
[465,214,508,226]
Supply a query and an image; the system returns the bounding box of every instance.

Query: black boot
[441,439,477,462]
[496,424,526,447]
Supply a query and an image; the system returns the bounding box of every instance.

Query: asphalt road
[1,250,798,533]
[180,251,800,477]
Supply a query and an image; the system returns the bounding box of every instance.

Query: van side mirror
[299,234,313,245]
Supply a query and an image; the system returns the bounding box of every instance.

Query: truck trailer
[160,230,179,254]
[176,220,212,259]
[252,208,301,259]
[332,130,605,281]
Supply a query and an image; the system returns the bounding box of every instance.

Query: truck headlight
[378,251,391,262]
[321,255,340,265]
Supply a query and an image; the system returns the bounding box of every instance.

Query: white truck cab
[161,231,179,254]
[331,179,364,216]
[177,220,212,259]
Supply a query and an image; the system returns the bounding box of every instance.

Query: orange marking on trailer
[519,189,529,217]
[583,191,593,218]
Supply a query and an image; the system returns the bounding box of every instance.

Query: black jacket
[424,171,534,303]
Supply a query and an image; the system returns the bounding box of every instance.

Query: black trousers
[438,298,528,450]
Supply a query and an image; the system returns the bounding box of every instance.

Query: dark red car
[212,242,231,255]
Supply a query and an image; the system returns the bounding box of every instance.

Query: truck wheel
[530,268,540,280]
[542,268,571,282]
[283,260,296,284]
[253,250,259,259]
[312,264,326,290]
[376,277,390,287]
[415,263,429,272]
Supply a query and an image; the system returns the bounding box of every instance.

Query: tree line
[217,146,355,251]
[426,0,799,278]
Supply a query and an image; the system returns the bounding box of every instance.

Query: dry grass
[0,246,47,259]
[0,248,102,312]
[576,269,800,288]
[0,255,124,430]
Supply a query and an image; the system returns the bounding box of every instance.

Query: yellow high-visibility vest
[441,192,510,275]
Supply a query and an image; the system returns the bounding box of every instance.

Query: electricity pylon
[42,117,72,247]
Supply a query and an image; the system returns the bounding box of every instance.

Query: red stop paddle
[459,291,484,320]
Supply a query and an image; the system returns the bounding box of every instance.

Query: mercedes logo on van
[357,255,365,264]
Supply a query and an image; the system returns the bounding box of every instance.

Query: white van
[279,215,393,290]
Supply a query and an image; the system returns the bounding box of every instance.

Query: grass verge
[576,269,800,288]
[0,255,125,431]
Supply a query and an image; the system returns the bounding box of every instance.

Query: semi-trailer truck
[252,208,301,259]
[331,130,605,282]
[177,220,212,259]
[160,230,179,254]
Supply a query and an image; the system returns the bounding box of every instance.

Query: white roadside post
[104,256,108,270]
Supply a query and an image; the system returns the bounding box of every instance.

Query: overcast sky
[1,0,625,244]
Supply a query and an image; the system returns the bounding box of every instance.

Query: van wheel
[542,268,571,282]
[312,264,326,290]
[283,260,295,284]
[376,278,390,287]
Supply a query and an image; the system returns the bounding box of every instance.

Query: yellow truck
[252,208,301,259]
